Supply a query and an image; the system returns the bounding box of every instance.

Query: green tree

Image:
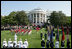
[15,11,29,25]
[49,11,67,27]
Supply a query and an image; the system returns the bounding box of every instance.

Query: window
[36,13,39,23]
[41,14,42,17]
[37,22,39,23]
[37,13,39,17]
[34,18,36,23]
[34,13,36,18]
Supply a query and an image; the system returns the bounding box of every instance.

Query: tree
[49,11,67,27]
[15,11,29,25]
[66,16,71,26]
[1,10,30,26]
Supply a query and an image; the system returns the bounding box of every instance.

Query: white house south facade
[26,8,52,26]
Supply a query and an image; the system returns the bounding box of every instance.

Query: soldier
[53,33,55,40]
[46,40,49,48]
[22,43,26,48]
[67,39,70,48]
[44,33,47,40]
[61,40,65,48]
[16,43,19,48]
[8,38,13,48]
[40,32,43,40]
[66,26,70,48]
[18,38,23,48]
[3,38,7,48]
[13,39,17,48]
[55,39,59,48]
[41,38,45,48]
[24,39,28,48]
[50,40,54,48]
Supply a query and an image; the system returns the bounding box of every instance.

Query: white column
[30,14,31,22]
[44,14,47,22]
[42,14,43,22]
[33,13,34,23]
[36,13,37,25]
[39,13,41,25]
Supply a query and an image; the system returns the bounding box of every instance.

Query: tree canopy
[49,11,71,27]
[1,11,29,26]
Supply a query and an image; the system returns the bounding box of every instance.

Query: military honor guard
[3,38,7,48]
[24,39,28,48]
[13,39,17,48]
[18,38,23,48]
[40,32,43,40]
[55,25,59,48]
[8,38,13,48]
[50,39,54,48]
[46,40,50,48]
[41,38,45,48]
[44,33,47,40]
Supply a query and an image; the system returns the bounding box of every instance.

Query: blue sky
[1,1,71,16]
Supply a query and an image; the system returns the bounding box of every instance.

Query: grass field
[1,28,71,48]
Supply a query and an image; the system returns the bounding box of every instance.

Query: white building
[26,8,52,26]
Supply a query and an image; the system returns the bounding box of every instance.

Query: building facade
[26,8,51,26]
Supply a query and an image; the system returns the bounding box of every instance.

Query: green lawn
[1,28,71,48]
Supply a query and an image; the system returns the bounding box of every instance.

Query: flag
[66,26,69,40]
[47,26,50,36]
[56,25,59,40]
[61,26,65,41]
[67,26,69,35]
[50,29,53,41]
